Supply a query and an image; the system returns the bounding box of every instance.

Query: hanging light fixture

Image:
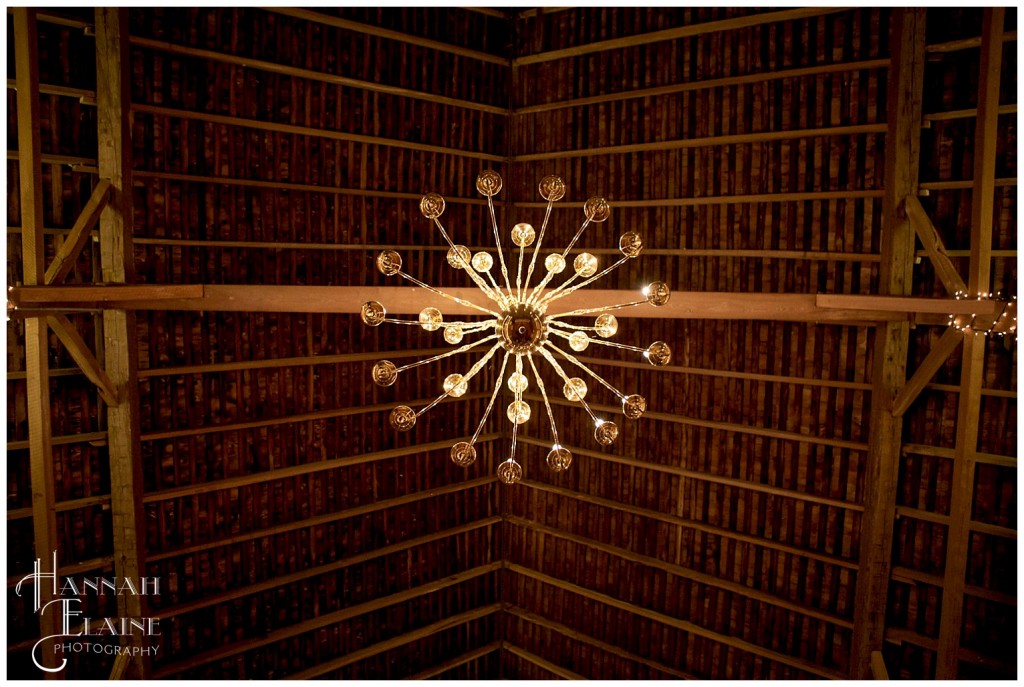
[361,171,671,485]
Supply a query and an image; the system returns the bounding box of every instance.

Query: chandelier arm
[534,272,578,307]
[516,244,525,301]
[549,331,647,355]
[397,270,501,317]
[525,269,559,305]
[470,351,510,445]
[538,346,599,424]
[540,256,630,306]
[383,317,497,330]
[560,216,593,258]
[544,340,626,400]
[546,320,599,332]
[486,195,514,295]
[482,269,503,297]
[432,217,506,303]
[526,352,559,445]
[431,217,458,250]
[416,387,455,418]
[509,410,520,463]
[548,299,648,319]
[460,341,504,385]
[395,333,499,373]
[523,201,554,298]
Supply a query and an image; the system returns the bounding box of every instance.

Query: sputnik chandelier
[361,171,672,485]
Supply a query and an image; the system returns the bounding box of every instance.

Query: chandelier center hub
[499,302,547,354]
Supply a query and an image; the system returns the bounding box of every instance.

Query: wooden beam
[11,285,972,322]
[504,605,698,679]
[922,103,1016,124]
[870,651,889,680]
[503,644,584,680]
[515,58,890,115]
[849,9,926,679]
[891,327,964,416]
[506,515,855,630]
[43,179,110,284]
[146,476,496,563]
[94,9,147,678]
[903,195,968,296]
[936,9,1004,679]
[521,479,859,571]
[507,563,846,679]
[406,640,502,679]
[13,7,61,676]
[129,36,506,115]
[269,8,508,65]
[925,29,1016,53]
[161,517,500,619]
[153,564,502,678]
[513,189,885,208]
[512,7,847,66]
[519,431,866,501]
[512,123,886,162]
[45,315,119,405]
[8,430,108,452]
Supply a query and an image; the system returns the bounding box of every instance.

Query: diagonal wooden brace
[44,178,111,285]
[46,313,120,406]
[904,194,968,297]
[892,326,963,416]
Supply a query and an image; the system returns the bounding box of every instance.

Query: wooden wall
[6,6,1016,681]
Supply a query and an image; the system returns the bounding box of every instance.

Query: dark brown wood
[45,315,119,405]
[892,328,964,417]
[850,9,926,678]
[44,180,110,284]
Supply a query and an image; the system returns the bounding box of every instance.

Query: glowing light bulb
[419,307,443,332]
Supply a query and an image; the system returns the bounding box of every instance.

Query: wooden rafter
[903,195,968,296]
[406,641,502,679]
[13,7,61,676]
[44,315,119,405]
[936,8,1005,679]
[43,179,110,284]
[849,8,926,678]
[891,327,964,416]
[503,644,585,680]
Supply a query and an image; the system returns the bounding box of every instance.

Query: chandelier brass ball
[545,254,566,274]
[372,360,398,386]
[376,250,402,276]
[595,313,618,338]
[420,193,446,219]
[419,307,443,332]
[497,458,523,484]
[645,341,672,366]
[584,196,611,222]
[360,301,386,326]
[574,252,598,277]
[475,169,502,197]
[444,325,464,344]
[511,223,536,247]
[546,446,573,472]
[471,252,494,272]
[594,420,619,445]
[622,394,647,420]
[451,441,477,467]
[619,231,643,258]
[538,175,566,202]
[447,245,471,269]
[645,281,671,306]
[563,377,587,401]
[444,373,468,397]
[389,405,417,431]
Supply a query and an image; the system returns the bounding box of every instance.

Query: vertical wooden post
[95,8,149,679]
[849,8,926,678]
[935,8,1004,679]
[14,7,62,677]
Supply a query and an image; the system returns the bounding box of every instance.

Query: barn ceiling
[6,6,1017,680]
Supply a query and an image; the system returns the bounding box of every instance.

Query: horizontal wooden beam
[406,640,502,679]
[512,7,847,66]
[46,314,119,405]
[140,392,490,442]
[153,563,502,677]
[143,434,498,503]
[7,493,110,521]
[507,515,855,630]
[132,103,505,162]
[503,643,584,679]
[892,327,963,416]
[925,29,1016,53]
[269,8,508,66]
[515,58,890,115]
[507,563,846,679]
[12,285,980,323]
[918,177,1016,191]
[7,430,108,451]
[130,35,506,115]
[145,476,496,563]
[520,479,859,570]
[519,432,865,504]
[922,103,1016,124]
[133,169,488,205]
[44,179,110,284]
[513,123,887,162]
[7,148,97,169]
[890,565,1016,607]
[895,505,1017,540]
[160,517,500,619]
[512,189,885,208]
[504,604,698,679]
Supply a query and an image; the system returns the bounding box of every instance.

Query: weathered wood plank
[849,9,926,678]
[903,195,968,296]
[503,644,584,680]
[43,180,110,284]
[45,315,119,406]
[936,9,1005,679]
[892,327,964,416]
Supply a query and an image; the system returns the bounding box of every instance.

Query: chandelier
[361,171,671,485]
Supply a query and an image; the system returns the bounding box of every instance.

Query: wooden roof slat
[405,640,502,679]
[503,643,585,680]
[512,7,849,66]
[924,29,1016,53]
[154,567,502,678]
